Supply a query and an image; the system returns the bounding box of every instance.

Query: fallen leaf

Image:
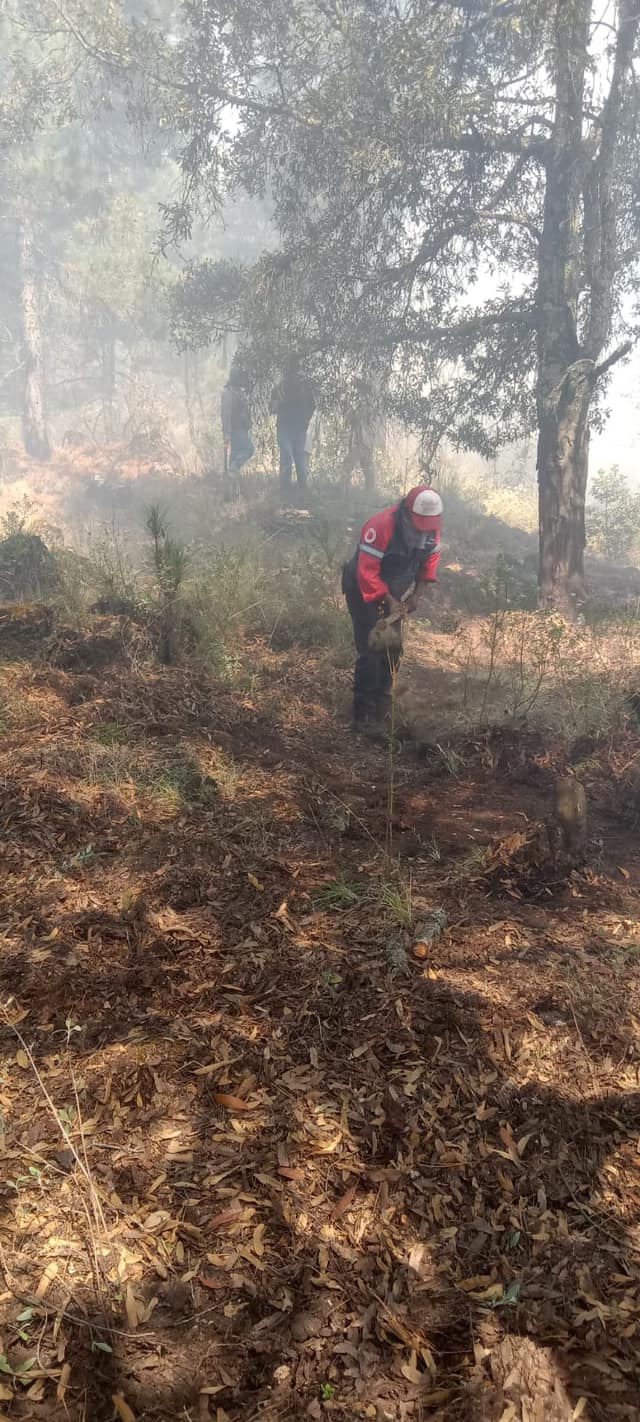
[572,1401,588,1420]
[400,1351,422,1385]
[333,1184,357,1219]
[408,1243,432,1280]
[247,874,264,891]
[35,1261,58,1299]
[278,1167,305,1181]
[15,1050,29,1070]
[143,1211,171,1232]
[498,1122,520,1166]
[57,1365,71,1403]
[618,867,630,880]
[112,1397,137,1422]
[197,1275,225,1292]
[125,1285,142,1332]
[210,1206,243,1228]
[214,1093,255,1112]
[470,1283,504,1302]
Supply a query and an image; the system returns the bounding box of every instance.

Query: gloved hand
[403,593,418,614]
[386,596,407,622]
[368,618,404,652]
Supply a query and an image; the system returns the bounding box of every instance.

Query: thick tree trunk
[535,0,591,614]
[18,222,51,462]
[535,0,640,613]
[537,367,592,615]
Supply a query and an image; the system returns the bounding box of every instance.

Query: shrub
[450,606,640,737]
[186,525,352,665]
[84,521,139,608]
[587,466,640,563]
[146,505,188,665]
[0,532,60,602]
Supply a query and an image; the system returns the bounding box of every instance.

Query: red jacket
[356,502,442,603]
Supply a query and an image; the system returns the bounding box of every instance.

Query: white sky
[591,354,640,481]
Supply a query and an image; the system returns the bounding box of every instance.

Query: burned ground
[0,612,638,1422]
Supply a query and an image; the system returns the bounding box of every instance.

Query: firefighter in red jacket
[342,486,443,726]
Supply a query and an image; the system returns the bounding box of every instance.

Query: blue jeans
[230,430,254,472]
[279,431,308,487]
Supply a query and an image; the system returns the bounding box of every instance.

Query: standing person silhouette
[221,366,254,478]
[271,358,316,492]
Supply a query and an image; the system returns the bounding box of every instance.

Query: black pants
[345,583,402,722]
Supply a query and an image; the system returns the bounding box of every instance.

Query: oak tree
[172,0,640,610]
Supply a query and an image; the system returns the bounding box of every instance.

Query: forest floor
[0,595,640,1422]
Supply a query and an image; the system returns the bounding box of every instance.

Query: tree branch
[594,339,635,380]
[307,302,535,354]
[585,0,640,356]
[431,129,548,158]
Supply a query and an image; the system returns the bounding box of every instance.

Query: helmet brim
[411,512,440,532]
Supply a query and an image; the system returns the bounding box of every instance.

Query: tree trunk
[101,329,117,441]
[535,0,591,614]
[536,0,640,613]
[18,221,51,462]
[537,366,592,615]
[183,350,202,470]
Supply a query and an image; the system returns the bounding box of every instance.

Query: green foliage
[147,504,188,598]
[91,721,128,747]
[171,259,249,351]
[185,526,352,668]
[587,467,640,563]
[0,496,36,539]
[150,759,218,809]
[169,0,640,608]
[146,504,188,665]
[448,602,640,738]
[425,745,465,779]
[248,527,352,655]
[375,873,413,929]
[314,877,362,911]
[85,523,138,608]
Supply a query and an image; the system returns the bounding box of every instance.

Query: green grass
[374,873,413,928]
[149,760,218,809]
[91,721,129,746]
[313,876,363,911]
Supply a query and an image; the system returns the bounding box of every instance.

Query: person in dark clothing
[342,486,443,727]
[221,367,254,474]
[271,360,316,490]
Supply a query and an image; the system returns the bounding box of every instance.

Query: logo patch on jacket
[364,527,377,544]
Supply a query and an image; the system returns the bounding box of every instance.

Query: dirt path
[0,631,639,1421]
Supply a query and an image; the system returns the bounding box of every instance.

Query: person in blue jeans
[271,358,316,491]
[221,367,254,474]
